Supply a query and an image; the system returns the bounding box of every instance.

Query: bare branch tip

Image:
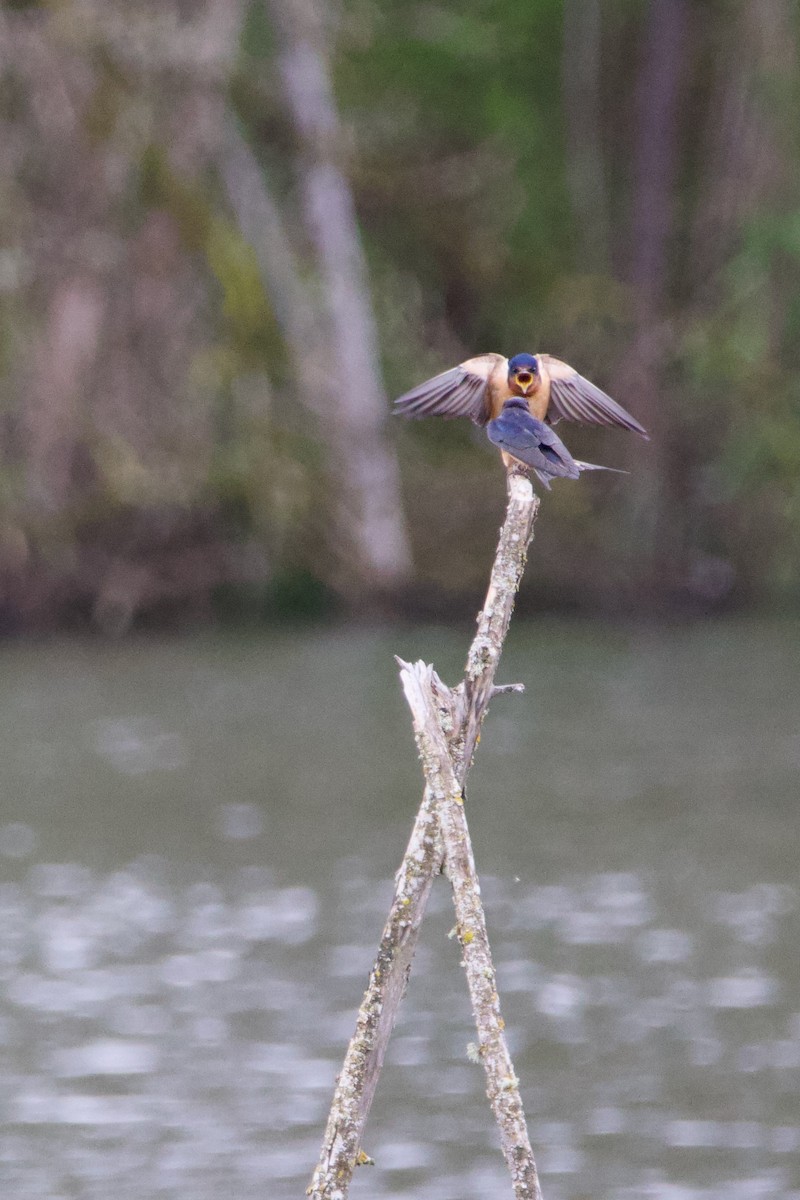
[507,473,534,502]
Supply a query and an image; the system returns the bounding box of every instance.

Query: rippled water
[0,621,799,1198]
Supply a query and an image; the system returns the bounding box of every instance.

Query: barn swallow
[486,398,627,488]
[394,351,648,440]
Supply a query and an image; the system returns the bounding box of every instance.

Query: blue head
[507,353,540,396]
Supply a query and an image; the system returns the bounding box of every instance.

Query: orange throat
[509,376,539,398]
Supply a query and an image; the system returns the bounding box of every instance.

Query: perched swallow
[394,351,648,439]
[486,398,626,489]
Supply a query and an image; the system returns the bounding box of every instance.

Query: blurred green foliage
[2,0,800,629]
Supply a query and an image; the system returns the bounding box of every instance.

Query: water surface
[0,620,798,1198]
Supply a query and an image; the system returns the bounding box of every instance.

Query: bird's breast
[486,364,513,419]
[527,375,550,421]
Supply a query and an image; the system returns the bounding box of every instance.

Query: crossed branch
[308,475,543,1200]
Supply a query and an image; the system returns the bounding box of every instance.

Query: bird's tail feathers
[574,461,629,477]
[533,469,553,490]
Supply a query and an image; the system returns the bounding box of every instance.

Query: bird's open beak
[513,371,533,393]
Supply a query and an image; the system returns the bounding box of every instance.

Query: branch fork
[309,474,542,1200]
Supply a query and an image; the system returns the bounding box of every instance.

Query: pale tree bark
[309,475,541,1200]
[219,120,320,369]
[218,118,354,447]
[25,278,105,517]
[264,0,412,592]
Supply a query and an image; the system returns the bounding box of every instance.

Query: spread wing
[541,354,649,438]
[393,353,505,426]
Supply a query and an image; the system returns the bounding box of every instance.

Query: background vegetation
[2,0,799,631]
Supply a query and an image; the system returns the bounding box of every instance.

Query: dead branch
[398,659,543,1200]
[306,783,441,1195]
[308,474,540,1200]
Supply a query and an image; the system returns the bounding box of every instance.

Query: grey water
[0,620,798,1199]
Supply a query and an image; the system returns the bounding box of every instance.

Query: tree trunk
[562,0,610,274]
[619,0,690,597]
[265,0,412,593]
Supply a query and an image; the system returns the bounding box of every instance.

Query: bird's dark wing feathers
[538,440,566,467]
[393,366,488,423]
[393,353,504,426]
[541,355,649,438]
[487,412,579,479]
